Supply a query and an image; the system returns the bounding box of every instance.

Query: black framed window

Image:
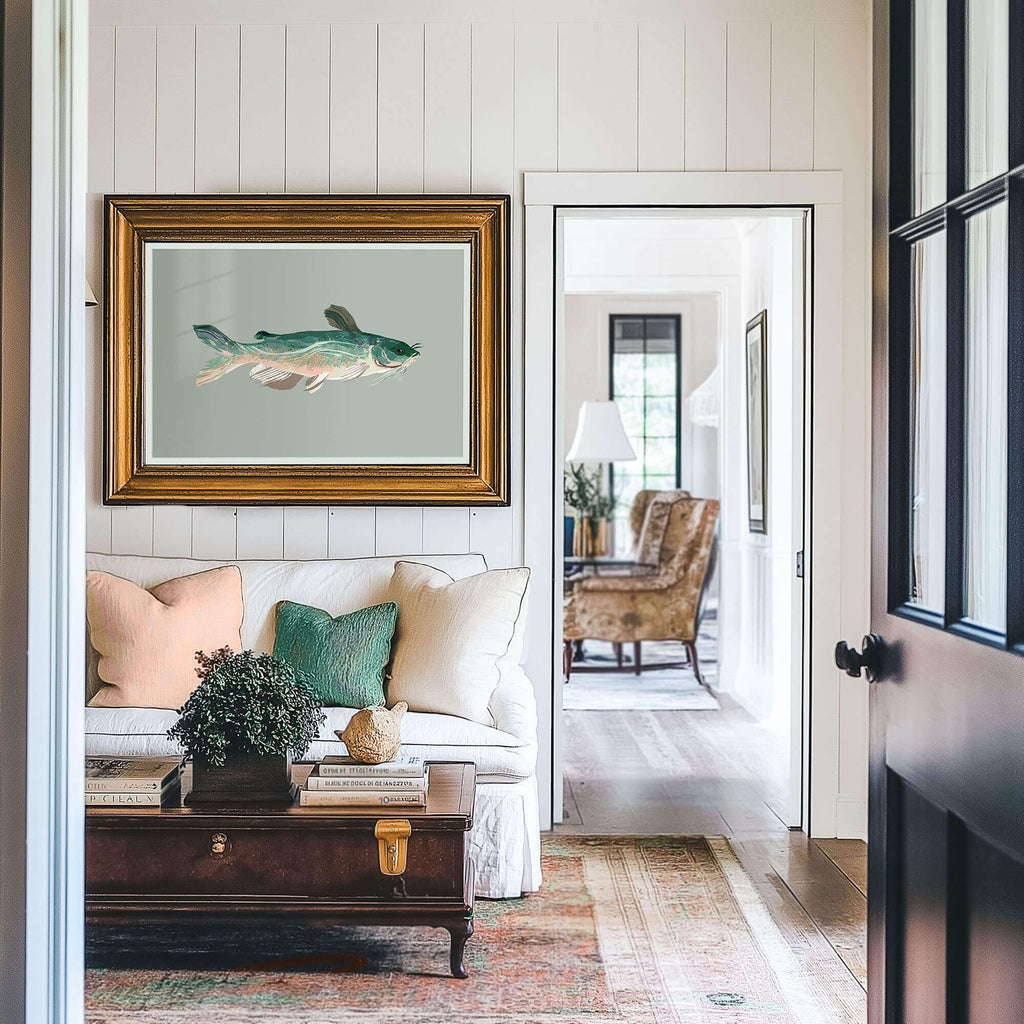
[888,0,1024,649]
[608,314,682,554]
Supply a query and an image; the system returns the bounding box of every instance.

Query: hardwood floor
[554,696,868,1009]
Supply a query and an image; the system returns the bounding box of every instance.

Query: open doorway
[555,209,809,833]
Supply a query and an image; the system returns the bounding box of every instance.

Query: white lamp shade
[566,401,637,462]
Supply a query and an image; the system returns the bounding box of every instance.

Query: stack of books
[299,755,428,807]
[85,756,183,806]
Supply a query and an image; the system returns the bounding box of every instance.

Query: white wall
[89,0,871,836]
[718,218,803,728]
[562,291,721,499]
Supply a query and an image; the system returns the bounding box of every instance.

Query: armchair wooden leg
[633,641,642,675]
[563,639,574,681]
[614,642,624,668]
[685,641,705,687]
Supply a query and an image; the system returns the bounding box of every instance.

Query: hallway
[555,699,867,1011]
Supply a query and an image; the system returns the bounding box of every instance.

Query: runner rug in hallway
[86,835,865,1024]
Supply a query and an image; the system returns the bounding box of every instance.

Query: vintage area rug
[86,835,864,1024]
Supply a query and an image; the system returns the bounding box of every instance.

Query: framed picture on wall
[104,194,509,505]
[745,309,768,534]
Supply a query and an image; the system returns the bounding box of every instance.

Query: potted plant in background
[564,463,617,558]
[168,647,326,807]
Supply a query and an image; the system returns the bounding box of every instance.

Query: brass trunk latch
[374,819,411,875]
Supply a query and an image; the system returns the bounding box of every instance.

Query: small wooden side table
[86,761,476,978]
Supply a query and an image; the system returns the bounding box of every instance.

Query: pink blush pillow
[87,567,243,710]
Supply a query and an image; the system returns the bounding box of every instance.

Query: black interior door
[868,0,1024,1021]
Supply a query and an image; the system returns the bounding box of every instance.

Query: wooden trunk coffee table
[86,761,476,978]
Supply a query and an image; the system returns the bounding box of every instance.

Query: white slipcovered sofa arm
[487,667,538,767]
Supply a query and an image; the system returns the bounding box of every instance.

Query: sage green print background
[147,244,469,463]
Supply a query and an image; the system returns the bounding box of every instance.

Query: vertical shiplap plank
[813,21,867,171]
[191,508,238,559]
[377,23,424,192]
[470,508,513,569]
[471,23,514,191]
[283,508,329,559]
[513,23,558,569]
[155,25,196,192]
[424,23,471,192]
[113,26,156,191]
[375,508,424,557]
[152,509,194,557]
[557,22,638,172]
[236,508,285,559]
[726,22,771,171]
[769,22,814,170]
[87,501,113,555]
[329,24,378,192]
[638,22,685,171]
[240,25,286,190]
[684,22,726,171]
[110,508,154,556]
[514,23,558,172]
[89,26,115,195]
[195,25,240,191]
[422,508,471,553]
[472,23,516,570]
[328,508,377,558]
[111,26,157,556]
[87,26,114,554]
[286,24,330,191]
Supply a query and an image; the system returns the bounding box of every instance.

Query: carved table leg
[448,919,473,978]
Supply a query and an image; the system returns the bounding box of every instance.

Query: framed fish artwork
[103,194,509,505]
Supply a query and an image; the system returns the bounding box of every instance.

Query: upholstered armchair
[563,494,720,684]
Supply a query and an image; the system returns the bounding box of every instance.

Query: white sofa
[85,551,542,899]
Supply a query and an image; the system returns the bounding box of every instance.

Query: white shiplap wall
[88,1,868,579]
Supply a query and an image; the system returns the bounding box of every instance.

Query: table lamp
[566,401,637,462]
[565,401,636,558]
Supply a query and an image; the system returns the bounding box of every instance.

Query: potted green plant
[168,647,326,807]
[564,464,617,557]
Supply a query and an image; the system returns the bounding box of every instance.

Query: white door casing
[522,171,864,838]
[0,0,88,1022]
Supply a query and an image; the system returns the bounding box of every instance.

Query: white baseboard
[834,796,867,841]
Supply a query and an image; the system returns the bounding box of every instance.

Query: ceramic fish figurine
[337,701,408,764]
[192,303,421,394]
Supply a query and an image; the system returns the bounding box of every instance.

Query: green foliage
[564,463,617,519]
[167,647,326,766]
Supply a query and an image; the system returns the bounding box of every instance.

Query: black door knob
[835,634,886,683]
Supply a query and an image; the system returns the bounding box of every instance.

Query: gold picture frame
[745,309,768,534]
[104,194,509,506]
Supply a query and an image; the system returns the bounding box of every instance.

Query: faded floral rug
[86,835,864,1023]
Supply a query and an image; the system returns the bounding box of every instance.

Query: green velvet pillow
[272,600,399,708]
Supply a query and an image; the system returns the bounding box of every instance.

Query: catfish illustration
[193,304,420,394]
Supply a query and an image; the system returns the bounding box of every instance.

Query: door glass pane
[909,232,947,611]
[914,0,947,213]
[966,0,1009,189]
[964,202,1007,631]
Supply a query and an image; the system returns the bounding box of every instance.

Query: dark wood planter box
[185,752,298,808]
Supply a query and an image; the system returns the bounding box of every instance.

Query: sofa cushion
[84,705,535,784]
[385,561,531,725]
[272,600,398,707]
[85,553,487,701]
[87,567,243,710]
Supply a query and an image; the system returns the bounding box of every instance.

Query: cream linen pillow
[385,561,531,725]
[87,567,243,710]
